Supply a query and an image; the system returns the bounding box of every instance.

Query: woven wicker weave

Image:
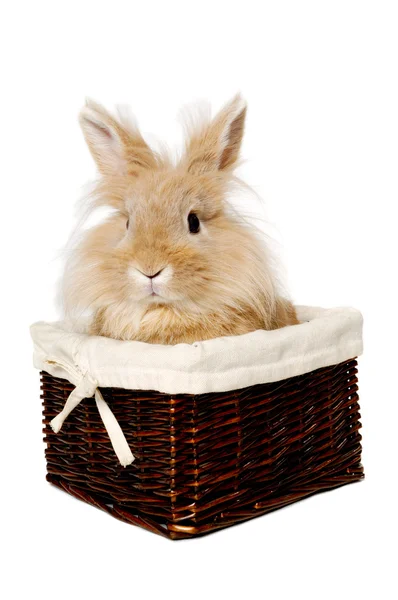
[41,358,363,539]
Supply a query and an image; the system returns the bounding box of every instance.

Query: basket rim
[31,305,363,396]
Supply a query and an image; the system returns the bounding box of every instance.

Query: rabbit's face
[102,168,242,313]
[124,171,223,305]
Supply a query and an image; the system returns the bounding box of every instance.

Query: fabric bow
[46,359,134,467]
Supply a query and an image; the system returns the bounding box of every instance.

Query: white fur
[128,265,174,301]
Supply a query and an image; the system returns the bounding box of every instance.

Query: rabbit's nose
[139,268,163,279]
[148,269,163,279]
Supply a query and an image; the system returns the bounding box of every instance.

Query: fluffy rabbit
[62,95,298,344]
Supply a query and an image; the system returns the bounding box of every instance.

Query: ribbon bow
[46,359,134,467]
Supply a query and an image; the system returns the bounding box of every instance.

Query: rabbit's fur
[62,95,298,344]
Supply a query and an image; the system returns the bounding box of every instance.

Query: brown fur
[62,95,298,344]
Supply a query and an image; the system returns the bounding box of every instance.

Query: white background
[1,1,397,599]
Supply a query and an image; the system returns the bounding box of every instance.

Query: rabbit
[61,95,299,344]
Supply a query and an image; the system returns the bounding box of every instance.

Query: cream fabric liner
[31,306,363,467]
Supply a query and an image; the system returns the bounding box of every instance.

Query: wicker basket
[33,306,364,539]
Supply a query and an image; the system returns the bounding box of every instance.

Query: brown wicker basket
[41,357,363,539]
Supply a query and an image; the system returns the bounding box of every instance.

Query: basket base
[47,468,364,540]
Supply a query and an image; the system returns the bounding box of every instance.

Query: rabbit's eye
[188,212,200,234]
[126,219,129,229]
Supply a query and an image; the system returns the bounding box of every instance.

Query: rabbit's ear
[183,94,247,174]
[79,99,157,176]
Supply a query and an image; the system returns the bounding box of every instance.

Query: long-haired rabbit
[62,95,298,344]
